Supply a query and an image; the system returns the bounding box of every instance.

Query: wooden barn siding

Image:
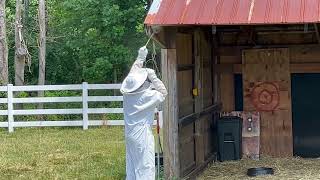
[219,45,320,64]
[218,44,320,112]
[218,44,320,157]
[176,29,217,177]
[194,30,214,164]
[160,27,320,178]
[156,26,181,180]
[176,33,196,176]
[243,49,292,157]
[216,27,320,111]
[162,48,180,179]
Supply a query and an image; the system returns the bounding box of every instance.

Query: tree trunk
[38,0,46,110]
[14,0,25,86]
[38,0,46,88]
[23,0,29,28]
[23,0,29,53]
[0,0,8,84]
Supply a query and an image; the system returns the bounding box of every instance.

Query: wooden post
[7,84,13,133]
[212,33,220,104]
[162,48,180,179]
[82,82,89,130]
[194,30,205,165]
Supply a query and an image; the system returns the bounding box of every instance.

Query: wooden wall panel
[179,123,196,176]
[256,33,315,45]
[177,70,194,118]
[219,48,238,112]
[220,73,235,111]
[176,33,196,177]
[219,45,320,64]
[176,33,193,65]
[162,49,180,179]
[220,63,320,74]
[194,30,205,168]
[220,56,241,64]
[243,48,293,157]
[202,67,213,107]
[197,30,215,165]
[290,45,320,63]
[202,114,214,159]
[177,29,216,178]
[177,33,194,119]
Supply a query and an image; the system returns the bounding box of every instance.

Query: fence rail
[0,83,162,133]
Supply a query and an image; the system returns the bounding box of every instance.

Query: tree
[0,0,8,84]
[45,0,148,84]
[38,0,46,89]
[5,0,148,85]
[14,0,29,85]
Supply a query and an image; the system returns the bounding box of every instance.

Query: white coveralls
[120,46,167,180]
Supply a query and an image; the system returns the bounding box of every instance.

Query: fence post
[159,110,163,129]
[7,84,14,133]
[82,82,89,130]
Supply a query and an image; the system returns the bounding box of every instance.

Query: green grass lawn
[0,127,126,180]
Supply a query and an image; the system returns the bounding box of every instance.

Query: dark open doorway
[234,74,243,111]
[292,74,320,157]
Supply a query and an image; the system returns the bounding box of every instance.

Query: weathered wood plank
[179,123,196,176]
[219,45,320,64]
[220,56,241,64]
[202,115,214,159]
[193,30,205,167]
[162,48,180,179]
[176,33,193,65]
[220,73,235,111]
[220,63,320,74]
[177,70,194,118]
[290,63,320,73]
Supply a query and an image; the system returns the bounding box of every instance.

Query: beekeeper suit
[120,46,167,180]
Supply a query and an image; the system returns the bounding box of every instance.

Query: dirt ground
[198,157,320,180]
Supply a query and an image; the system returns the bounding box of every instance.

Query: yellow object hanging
[192,88,199,96]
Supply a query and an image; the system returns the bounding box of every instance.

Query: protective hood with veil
[120,46,167,180]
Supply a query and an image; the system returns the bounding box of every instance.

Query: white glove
[146,68,157,81]
[137,46,148,61]
[146,68,168,97]
[129,46,149,71]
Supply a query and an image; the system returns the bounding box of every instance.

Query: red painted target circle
[251,82,280,111]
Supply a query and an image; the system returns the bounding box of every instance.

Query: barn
[145,0,320,179]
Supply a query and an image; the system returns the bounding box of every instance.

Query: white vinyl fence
[0,83,162,133]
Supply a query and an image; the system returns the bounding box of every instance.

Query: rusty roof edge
[144,0,320,26]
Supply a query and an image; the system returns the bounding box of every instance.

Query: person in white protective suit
[120,46,167,180]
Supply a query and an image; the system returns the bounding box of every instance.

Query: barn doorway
[234,74,243,111]
[292,73,320,157]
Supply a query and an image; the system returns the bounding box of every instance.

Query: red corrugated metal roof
[144,0,320,25]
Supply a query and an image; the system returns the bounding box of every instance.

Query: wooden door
[194,30,214,162]
[177,30,216,177]
[242,49,293,157]
[176,33,196,175]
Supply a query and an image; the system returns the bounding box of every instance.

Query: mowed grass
[0,127,126,180]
